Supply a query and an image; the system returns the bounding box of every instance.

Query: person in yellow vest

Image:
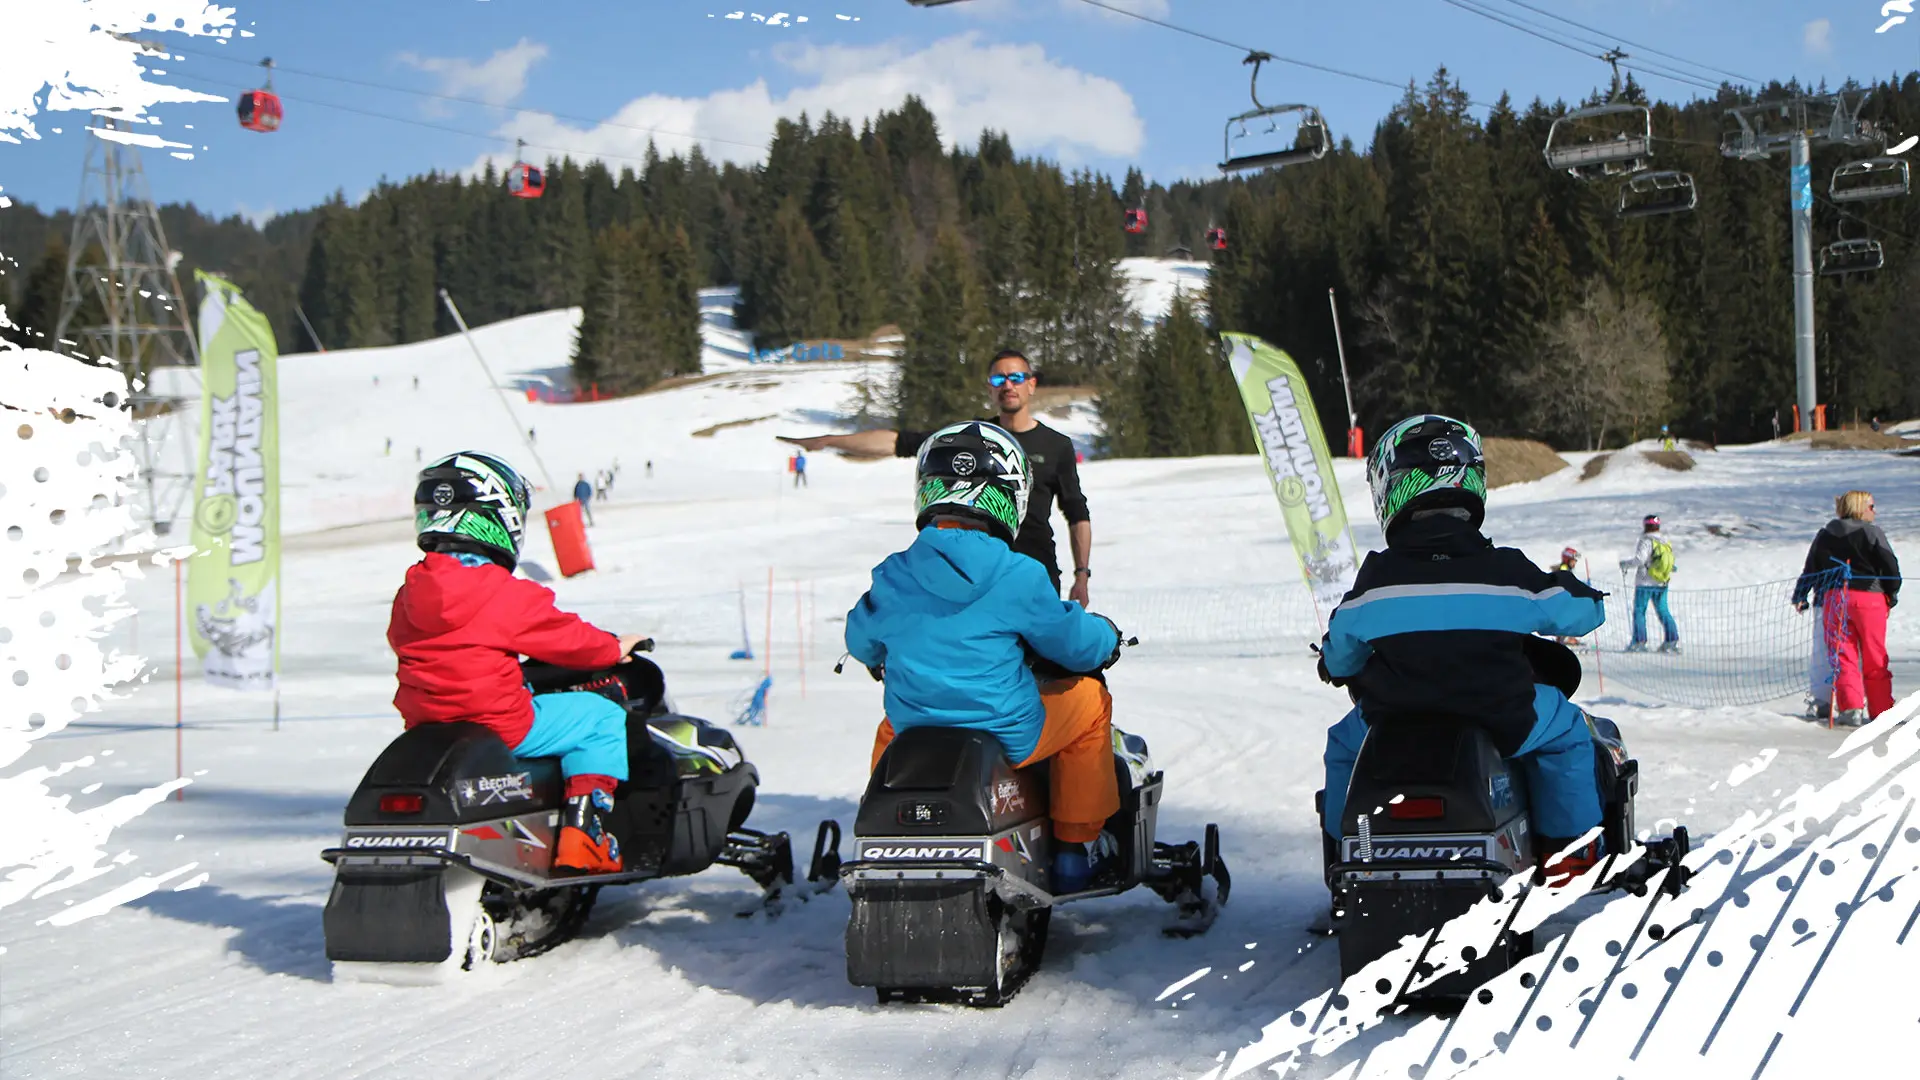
[1620,515,1679,653]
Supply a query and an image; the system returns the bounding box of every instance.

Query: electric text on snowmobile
[321,640,842,978]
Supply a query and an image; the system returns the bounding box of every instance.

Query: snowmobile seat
[856,726,1048,839]
[345,721,564,826]
[520,655,668,717]
[1341,717,1529,839]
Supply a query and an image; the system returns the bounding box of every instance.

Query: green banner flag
[1223,332,1358,625]
[188,272,280,690]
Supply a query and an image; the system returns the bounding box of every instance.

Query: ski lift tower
[54,113,203,536]
[1721,94,1874,432]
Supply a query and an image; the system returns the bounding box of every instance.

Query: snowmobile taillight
[379,793,425,814]
[1387,797,1446,820]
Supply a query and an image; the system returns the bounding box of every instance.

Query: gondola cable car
[1124,204,1147,234]
[506,138,546,200]
[1205,225,1227,251]
[236,58,282,133]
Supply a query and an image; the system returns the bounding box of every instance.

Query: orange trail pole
[175,558,184,801]
[796,579,806,700]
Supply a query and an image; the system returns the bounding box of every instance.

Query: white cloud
[1805,17,1833,57]
[397,38,548,114]
[232,202,276,229]
[465,33,1143,174]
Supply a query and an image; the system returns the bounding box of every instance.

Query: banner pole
[175,557,184,801]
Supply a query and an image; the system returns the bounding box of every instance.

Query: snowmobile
[839,644,1230,1007]
[1317,636,1690,1001]
[321,641,842,980]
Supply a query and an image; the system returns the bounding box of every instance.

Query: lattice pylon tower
[54,116,202,536]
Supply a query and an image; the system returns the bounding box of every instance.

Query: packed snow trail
[8,311,1918,1077]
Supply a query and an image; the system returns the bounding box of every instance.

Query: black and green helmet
[913,421,1031,544]
[414,451,532,568]
[1367,414,1487,536]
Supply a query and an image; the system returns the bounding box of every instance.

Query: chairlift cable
[1439,0,1727,96]
[1815,192,1920,247]
[160,41,768,153]
[166,71,690,169]
[1067,0,1500,109]
[1485,0,1758,87]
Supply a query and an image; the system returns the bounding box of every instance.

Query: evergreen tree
[895,226,987,431]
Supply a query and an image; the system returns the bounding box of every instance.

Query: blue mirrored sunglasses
[988,372,1033,387]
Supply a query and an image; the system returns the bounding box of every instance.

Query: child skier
[1317,415,1610,885]
[1553,547,1585,645]
[845,421,1124,893]
[388,451,646,874]
[1620,514,1680,653]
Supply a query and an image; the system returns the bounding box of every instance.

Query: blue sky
[5,1,1918,223]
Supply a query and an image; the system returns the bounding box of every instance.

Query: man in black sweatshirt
[782,349,1093,602]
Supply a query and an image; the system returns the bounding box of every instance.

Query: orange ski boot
[1539,836,1603,889]
[554,789,622,874]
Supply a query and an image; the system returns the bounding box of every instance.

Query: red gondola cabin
[237,59,281,133]
[236,90,282,132]
[507,162,545,199]
[1124,208,1147,234]
[1205,227,1227,251]
[505,137,545,199]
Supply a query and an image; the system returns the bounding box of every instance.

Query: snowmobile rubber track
[482,883,601,965]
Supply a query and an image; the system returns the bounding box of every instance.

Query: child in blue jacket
[846,422,1122,892]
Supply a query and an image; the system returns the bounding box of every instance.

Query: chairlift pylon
[236,58,282,133]
[1218,52,1329,174]
[506,138,545,199]
[1829,157,1910,203]
[1618,170,1697,219]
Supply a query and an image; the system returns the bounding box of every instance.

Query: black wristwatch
[1073,567,1091,578]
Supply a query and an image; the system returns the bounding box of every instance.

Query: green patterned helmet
[1367,414,1487,536]
[913,421,1031,544]
[414,451,533,568]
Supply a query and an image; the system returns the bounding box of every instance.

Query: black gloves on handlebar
[1091,612,1131,670]
[1311,640,1347,687]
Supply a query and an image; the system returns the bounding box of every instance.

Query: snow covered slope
[10,311,1920,1078]
[1120,256,1211,323]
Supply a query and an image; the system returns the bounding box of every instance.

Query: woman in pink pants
[1795,491,1902,726]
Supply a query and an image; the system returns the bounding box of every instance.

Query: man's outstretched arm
[776,430,902,457]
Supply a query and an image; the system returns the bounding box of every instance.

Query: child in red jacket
[390,451,643,873]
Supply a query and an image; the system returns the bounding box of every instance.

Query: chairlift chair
[1829,157,1910,202]
[236,58,282,133]
[506,138,546,200]
[1544,103,1653,178]
[1819,237,1884,276]
[1218,52,1330,174]
[1618,170,1697,219]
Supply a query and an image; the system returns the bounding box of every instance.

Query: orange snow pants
[869,676,1120,843]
